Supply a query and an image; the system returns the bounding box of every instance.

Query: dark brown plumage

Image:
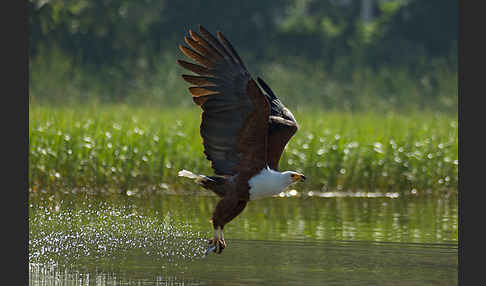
[177,25,301,254]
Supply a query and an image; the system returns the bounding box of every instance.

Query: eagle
[177,25,305,254]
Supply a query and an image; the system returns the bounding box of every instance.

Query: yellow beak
[293,174,306,182]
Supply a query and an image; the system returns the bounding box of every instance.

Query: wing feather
[177,60,211,76]
[178,25,271,177]
[189,30,224,60]
[233,79,270,173]
[181,75,218,86]
[179,45,215,68]
[198,25,239,66]
[188,86,220,97]
[257,77,299,170]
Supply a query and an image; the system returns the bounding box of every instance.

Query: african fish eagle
[177,25,305,254]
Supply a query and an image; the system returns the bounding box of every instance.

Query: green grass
[29,104,457,195]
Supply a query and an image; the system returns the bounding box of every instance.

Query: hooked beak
[293,174,306,182]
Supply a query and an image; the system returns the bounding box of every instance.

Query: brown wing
[257,77,299,170]
[178,25,270,177]
[233,79,270,175]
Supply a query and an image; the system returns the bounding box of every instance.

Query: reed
[29,104,457,195]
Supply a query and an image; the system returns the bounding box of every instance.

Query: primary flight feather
[177,25,305,254]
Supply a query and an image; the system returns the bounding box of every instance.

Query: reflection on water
[29,192,458,285]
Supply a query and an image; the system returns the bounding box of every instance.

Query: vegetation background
[29,0,457,112]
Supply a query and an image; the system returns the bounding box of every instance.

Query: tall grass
[29,105,457,195]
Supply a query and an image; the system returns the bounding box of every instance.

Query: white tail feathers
[178,169,198,179]
[178,169,205,184]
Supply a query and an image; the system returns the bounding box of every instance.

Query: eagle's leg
[207,226,226,254]
[207,195,248,254]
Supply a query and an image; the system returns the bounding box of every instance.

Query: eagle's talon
[207,238,226,254]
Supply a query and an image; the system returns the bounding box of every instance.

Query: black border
[459,0,482,285]
[3,0,29,284]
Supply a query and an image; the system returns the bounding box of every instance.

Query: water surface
[29,191,458,285]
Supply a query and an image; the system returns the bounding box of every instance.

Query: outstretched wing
[257,77,299,170]
[178,25,270,177]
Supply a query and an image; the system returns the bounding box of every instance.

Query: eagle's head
[283,171,306,184]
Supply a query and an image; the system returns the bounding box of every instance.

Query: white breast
[248,168,289,200]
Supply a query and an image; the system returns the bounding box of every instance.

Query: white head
[248,168,307,200]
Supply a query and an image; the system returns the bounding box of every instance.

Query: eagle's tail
[178,169,205,184]
[178,169,227,197]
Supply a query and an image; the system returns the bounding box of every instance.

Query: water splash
[29,200,208,265]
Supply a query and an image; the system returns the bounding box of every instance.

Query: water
[29,191,458,285]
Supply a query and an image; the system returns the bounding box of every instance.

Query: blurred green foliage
[29,0,457,68]
[29,0,457,110]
